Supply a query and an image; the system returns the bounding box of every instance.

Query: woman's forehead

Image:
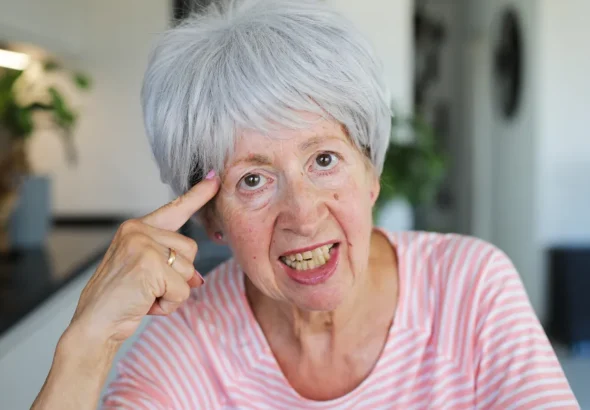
[234,118,347,153]
[238,114,343,140]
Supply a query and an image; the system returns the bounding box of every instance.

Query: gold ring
[167,248,176,267]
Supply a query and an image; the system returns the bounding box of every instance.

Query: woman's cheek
[221,203,270,254]
[314,169,351,191]
[237,183,276,211]
[326,171,373,233]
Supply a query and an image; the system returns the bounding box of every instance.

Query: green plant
[0,59,91,168]
[375,113,447,217]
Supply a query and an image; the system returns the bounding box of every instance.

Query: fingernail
[205,170,216,180]
[196,270,205,285]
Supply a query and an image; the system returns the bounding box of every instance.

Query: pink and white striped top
[102,231,579,409]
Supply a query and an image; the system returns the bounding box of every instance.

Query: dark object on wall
[413,7,446,111]
[547,247,590,356]
[173,0,213,21]
[493,8,523,119]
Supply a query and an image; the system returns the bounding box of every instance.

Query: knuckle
[138,247,163,270]
[180,284,191,301]
[121,232,151,256]
[119,219,142,236]
[171,285,190,303]
[168,195,185,208]
[157,300,174,314]
[184,238,199,258]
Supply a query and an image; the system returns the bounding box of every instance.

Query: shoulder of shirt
[380,230,519,329]
[381,229,513,287]
[381,230,521,361]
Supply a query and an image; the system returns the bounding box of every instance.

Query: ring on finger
[167,248,177,267]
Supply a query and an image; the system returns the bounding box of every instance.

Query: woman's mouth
[279,243,335,270]
[278,243,340,285]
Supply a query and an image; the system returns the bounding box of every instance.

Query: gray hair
[141,0,392,196]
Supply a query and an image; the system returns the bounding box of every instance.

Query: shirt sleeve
[100,303,220,409]
[473,248,580,409]
[101,357,172,410]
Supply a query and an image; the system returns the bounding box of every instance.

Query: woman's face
[213,114,380,311]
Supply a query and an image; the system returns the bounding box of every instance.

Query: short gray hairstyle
[141,0,392,196]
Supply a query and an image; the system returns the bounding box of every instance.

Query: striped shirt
[102,231,579,409]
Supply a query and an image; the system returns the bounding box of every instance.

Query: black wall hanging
[493,8,524,120]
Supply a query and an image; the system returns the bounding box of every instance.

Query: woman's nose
[277,177,327,237]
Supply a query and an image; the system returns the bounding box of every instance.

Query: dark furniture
[547,246,590,356]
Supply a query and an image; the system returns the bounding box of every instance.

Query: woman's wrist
[30,325,121,410]
[58,321,121,366]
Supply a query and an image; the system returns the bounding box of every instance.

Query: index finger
[141,171,220,231]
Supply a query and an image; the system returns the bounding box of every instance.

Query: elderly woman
[33,0,578,409]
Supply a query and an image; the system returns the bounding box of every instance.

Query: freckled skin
[210,114,380,311]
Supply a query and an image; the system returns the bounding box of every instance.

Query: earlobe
[199,204,226,244]
[370,173,380,206]
[205,224,226,244]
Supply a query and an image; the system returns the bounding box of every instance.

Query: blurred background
[0,0,588,408]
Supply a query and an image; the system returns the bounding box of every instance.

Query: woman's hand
[69,174,220,345]
[31,174,220,410]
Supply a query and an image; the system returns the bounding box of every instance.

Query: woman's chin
[285,277,352,312]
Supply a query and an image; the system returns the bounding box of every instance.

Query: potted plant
[0,56,91,252]
[375,113,447,231]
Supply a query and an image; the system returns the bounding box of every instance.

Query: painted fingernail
[205,170,216,180]
[196,270,205,285]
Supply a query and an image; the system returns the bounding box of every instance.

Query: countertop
[0,226,118,337]
[0,221,232,338]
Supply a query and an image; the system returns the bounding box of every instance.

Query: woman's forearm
[31,325,120,410]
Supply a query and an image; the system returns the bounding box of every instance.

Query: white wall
[0,0,82,56]
[327,0,414,114]
[467,0,590,323]
[2,0,413,218]
[1,0,173,217]
[466,0,544,318]
[537,0,590,246]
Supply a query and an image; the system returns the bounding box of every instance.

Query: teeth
[314,248,326,264]
[281,244,335,270]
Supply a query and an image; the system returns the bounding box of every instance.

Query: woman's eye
[314,153,339,170]
[239,173,267,191]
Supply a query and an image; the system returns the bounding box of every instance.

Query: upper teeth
[281,245,333,270]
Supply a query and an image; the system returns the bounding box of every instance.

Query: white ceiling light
[0,49,31,70]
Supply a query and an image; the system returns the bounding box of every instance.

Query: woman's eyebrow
[229,153,273,168]
[298,135,342,151]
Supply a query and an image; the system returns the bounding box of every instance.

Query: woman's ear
[369,169,381,206]
[200,204,226,244]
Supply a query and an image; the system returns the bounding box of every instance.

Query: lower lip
[281,245,340,285]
